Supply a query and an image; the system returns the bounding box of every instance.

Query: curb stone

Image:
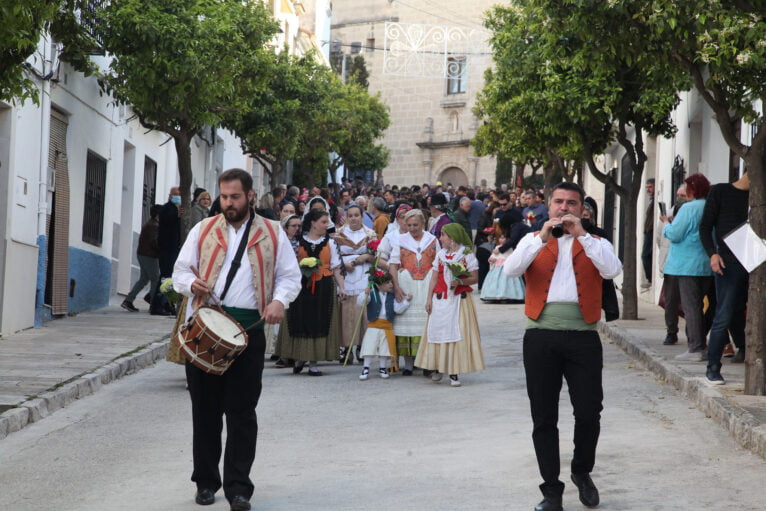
[0,337,169,441]
[600,321,766,460]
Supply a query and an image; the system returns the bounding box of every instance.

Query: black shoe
[705,368,725,385]
[571,473,600,508]
[150,310,174,316]
[121,300,139,312]
[143,292,152,304]
[307,369,323,376]
[402,369,413,376]
[195,488,215,506]
[732,349,745,363]
[269,354,279,361]
[293,361,305,374]
[339,347,348,364]
[534,496,562,511]
[274,358,287,368]
[229,495,251,511]
[423,369,434,377]
[662,333,678,345]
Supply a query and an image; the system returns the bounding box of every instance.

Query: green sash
[527,302,597,331]
[222,306,264,331]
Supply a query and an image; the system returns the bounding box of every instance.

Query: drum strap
[219,211,255,303]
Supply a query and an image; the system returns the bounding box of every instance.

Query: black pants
[476,246,491,290]
[641,233,653,283]
[523,329,603,497]
[186,328,266,501]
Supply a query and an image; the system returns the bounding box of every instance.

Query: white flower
[160,278,174,294]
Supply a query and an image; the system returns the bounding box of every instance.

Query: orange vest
[196,213,280,310]
[524,236,603,324]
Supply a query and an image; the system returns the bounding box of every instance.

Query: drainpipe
[37,37,56,237]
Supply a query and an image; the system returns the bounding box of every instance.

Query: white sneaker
[378,368,390,379]
[359,368,370,381]
[431,372,443,382]
[674,351,705,361]
[449,375,461,387]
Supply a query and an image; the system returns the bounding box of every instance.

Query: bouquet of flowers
[370,268,391,286]
[525,211,536,226]
[366,239,381,255]
[299,257,322,279]
[159,278,181,306]
[446,262,471,281]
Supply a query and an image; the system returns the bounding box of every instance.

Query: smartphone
[658,202,667,217]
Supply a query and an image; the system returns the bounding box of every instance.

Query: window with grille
[82,150,107,246]
[446,56,467,95]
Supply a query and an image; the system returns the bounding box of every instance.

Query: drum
[175,306,248,375]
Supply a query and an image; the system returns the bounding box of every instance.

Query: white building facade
[583,89,746,304]
[0,0,331,335]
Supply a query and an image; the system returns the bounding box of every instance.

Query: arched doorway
[438,166,468,187]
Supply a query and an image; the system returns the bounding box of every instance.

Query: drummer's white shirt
[173,215,302,320]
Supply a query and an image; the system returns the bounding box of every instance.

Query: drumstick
[234,317,265,337]
[190,266,222,306]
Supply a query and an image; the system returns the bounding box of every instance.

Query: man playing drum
[173,169,301,511]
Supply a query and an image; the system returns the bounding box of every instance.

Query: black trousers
[476,245,491,290]
[185,328,266,501]
[523,329,603,497]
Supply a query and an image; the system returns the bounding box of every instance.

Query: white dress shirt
[503,232,622,303]
[173,215,302,320]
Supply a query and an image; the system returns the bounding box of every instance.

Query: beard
[224,203,249,223]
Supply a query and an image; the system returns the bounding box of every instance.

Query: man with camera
[503,182,622,511]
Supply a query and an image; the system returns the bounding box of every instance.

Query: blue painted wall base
[34,235,112,325]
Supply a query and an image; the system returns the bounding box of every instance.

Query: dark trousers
[663,275,681,336]
[126,255,160,303]
[641,233,653,283]
[707,259,748,371]
[523,329,603,497]
[476,245,491,290]
[678,276,714,353]
[186,328,266,501]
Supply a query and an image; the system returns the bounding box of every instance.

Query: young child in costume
[418,223,486,387]
[480,232,526,302]
[357,270,411,380]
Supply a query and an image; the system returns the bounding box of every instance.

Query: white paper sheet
[723,222,766,273]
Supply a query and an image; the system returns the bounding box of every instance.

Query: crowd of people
[655,172,750,386]
[117,169,751,511]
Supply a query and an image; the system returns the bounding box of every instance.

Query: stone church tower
[331,0,497,188]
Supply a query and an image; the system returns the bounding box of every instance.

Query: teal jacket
[662,199,713,277]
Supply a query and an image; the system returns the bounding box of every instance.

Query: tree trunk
[174,133,194,242]
[620,183,640,320]
[744,153,766,395]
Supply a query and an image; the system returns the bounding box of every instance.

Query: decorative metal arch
[383,21,489,79]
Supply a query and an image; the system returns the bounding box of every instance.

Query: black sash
[219,212,254,302]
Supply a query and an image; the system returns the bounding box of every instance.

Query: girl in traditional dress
[378,204,411,271]
[335,204,377,364]
[389,209,438,375]
[276,209,345,376]
[417,223,486,387]
[358,270,411,380]
[480,209,530,302]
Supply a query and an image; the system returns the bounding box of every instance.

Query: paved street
[0,301,764,511]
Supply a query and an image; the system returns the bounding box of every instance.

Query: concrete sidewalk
[600,299,766,459]
[0,301,173,439]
